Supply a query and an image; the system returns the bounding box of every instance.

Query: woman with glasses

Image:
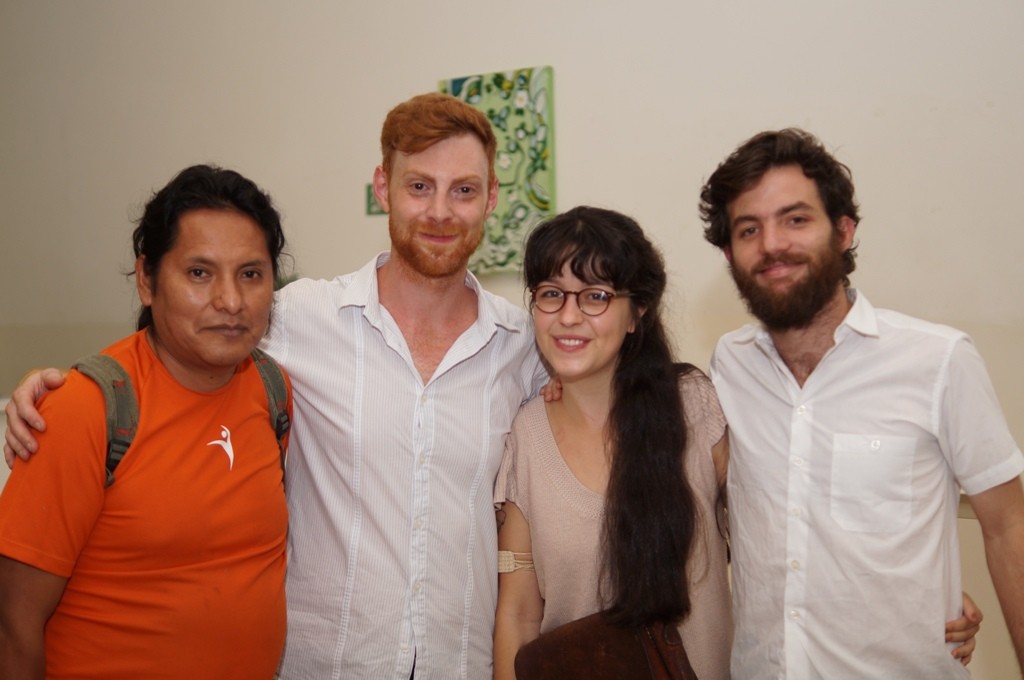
[493,206,732,679]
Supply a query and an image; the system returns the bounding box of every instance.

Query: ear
[484,175,499,216]
[836,215,856,250]
[135,256,154,307]
[628,305,647,333]
[372,166,391,213]
[723,245,734,265]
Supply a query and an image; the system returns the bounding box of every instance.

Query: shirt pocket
[830,434,916,533]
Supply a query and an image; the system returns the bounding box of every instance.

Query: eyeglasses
[529,285,630,317]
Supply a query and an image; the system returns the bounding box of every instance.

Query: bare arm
[494,501,544,680]
[968,476,1024,672]
[0,555,68,680]
[3,368,65,467]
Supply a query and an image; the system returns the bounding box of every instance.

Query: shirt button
[415,518,423,529]
[790,560,801,570]
[414,581,422,593]
[796,405,807,415]
[789,610,800,619]
[871,439,881,450]
[789,507,802,517]
[792,456,804,467]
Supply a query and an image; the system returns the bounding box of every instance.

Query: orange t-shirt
[0,330,290,679]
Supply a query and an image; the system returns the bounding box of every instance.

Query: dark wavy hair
[524,205,697,627]
[699,128,861,282]
[132,164,286,330]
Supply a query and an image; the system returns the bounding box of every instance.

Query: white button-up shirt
[263,254,544,679]
[712,290,1023,679]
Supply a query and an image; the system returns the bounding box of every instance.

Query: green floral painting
[441,65,555,274]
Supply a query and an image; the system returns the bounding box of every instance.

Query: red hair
[380,93,497,184]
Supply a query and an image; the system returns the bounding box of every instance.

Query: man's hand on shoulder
[4,368,66,467]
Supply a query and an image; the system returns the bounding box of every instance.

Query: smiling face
[137,208,274,391]
[726,165,855,330]
[532,264,637,388]
[374,133,499,280]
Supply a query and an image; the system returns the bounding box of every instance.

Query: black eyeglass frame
[529,285,632,317]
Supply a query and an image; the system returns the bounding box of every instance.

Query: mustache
[410,220,461,237]
[755,253,810,270]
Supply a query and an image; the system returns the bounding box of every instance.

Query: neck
[146,328,236,392]
[767,286,852,387]
[551,370,615,430]
[545,370,615,494]
[375,251,479,384]
[377,251,475,321]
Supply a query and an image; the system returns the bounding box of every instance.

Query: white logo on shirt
[207,426,235,470]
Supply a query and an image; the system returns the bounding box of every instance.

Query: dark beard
[731,239,847,331]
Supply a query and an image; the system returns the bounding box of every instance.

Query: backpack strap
[250,347,290,474]
[71,354,138,488]
[72,350,288,487]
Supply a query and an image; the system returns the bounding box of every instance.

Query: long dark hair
[132,164,286,330]
[523,206,697,627]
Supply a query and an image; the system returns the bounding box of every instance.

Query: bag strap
[639,621,698,680]
[71,354,138,488]
[250,347,290,474]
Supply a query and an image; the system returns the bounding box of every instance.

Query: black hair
[132,164,286,330]
[699,128,860,282]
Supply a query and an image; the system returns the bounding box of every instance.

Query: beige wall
[1,1,1021,676]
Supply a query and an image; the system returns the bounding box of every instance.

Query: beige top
[495,370,732,680]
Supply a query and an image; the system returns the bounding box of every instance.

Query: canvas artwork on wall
[440,65,555,275]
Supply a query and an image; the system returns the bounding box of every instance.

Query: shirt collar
[336,252,525,336]
[837,288,879,339]
[333,252,388,313]
[734,287,879,346]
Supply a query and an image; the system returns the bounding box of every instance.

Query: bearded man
[700,128,1024,679]
[265,93,546,678]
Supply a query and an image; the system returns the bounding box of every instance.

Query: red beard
[389,217,484,279]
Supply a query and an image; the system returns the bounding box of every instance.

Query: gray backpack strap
[250,348,290,474]
[71,354,138,488]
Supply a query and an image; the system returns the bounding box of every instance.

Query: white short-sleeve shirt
[712,290,1023,679]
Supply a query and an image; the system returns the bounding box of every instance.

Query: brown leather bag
[514,610,698,679]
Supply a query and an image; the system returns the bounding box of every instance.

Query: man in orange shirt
[0,164,291,679]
